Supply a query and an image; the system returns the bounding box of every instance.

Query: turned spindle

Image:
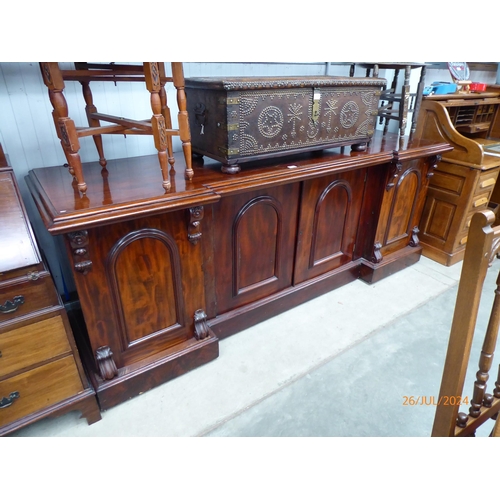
[144,62,171,191]
[469,270,500,417]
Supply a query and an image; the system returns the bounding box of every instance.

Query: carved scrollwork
[386,160,403,191]
[409,226,420,247]
[371,242,383,264]
[41,63,52,86]
[426,155,441,179]
[67,230,92,274]
[187,206,204,244]
[95,346,118,380]
[193,309,213,340]
[155,114,168,150]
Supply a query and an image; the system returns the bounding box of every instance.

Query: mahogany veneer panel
[294,169,366,283]
[0,316,71,378]
[0,274,59,325]
[0,356,84,428]
[213,183,300,315]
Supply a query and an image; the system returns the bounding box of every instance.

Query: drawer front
[0,355,84,428]
[0,274,59,322]
[474,171,499,196]
[0,315,71,378]
[470,192,491,211]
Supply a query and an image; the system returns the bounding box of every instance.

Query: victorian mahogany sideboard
[25,132,451,410]
[0,146,100,435]
[414,92,500,266]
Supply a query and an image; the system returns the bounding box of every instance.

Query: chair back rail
[432,209,500,436]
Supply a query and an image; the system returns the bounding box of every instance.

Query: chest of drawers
[415,93,500,266]
[0,148,100,435]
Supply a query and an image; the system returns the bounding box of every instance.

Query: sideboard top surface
[25,132,452,235]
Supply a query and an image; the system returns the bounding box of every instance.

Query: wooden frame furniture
[0,145,100,435]
[350,63,427,138]
[415,92,500,266]
[432,209,500,437]
[39,62,193,194]
[26,131,451,410]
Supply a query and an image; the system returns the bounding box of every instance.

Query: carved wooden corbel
[95,346,118,380]
[386,159,403,191]
[371,242,383,264]
[187,206,204,244]
[67,230,92,274]
[426,154,441,178]
[409,226,420,247]
[193,309,213,340]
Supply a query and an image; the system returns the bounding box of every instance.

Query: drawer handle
[0,295,25,314]
[0,392,20,408]
[480,178,496,189]
[473,197,489,208]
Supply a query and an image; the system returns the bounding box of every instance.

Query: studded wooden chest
[185,76,385,173]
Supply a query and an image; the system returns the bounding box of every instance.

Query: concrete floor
[8,255,500,438]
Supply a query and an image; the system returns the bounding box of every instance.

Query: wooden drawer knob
[480,178,496,189]
[473,197,489,208]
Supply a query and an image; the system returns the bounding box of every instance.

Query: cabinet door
[294,168,366,284]
[68,211,206,369]
[375,158,429,257]
[213,183,300,315]
[419,161,477,255]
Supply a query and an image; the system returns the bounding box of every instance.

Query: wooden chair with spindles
[39,62,193,194]
[432,209,500,437]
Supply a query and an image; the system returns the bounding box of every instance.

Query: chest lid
[185,75,386,91]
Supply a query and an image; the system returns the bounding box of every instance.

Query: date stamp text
[403,396,469,406]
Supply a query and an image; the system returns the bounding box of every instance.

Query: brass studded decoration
[233,88,379,158]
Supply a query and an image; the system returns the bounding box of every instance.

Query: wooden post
[144,62,171,191]
[171,62,193,181]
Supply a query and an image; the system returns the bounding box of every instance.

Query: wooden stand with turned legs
[39,62,193,194]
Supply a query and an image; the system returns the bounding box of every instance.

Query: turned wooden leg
[60,128,86,194]
[399,66,411,137]
[411,65,426,137]
[469,270,500,418]
[383,68,399,134]
[172,62,194,181]
[81,81,107,168]
[144,62,171,191]
[40,63,87,193]
[159,63,175,170]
